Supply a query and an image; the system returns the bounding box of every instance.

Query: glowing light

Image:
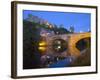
[58,46,61,49]
[38,41,47,53]
[39,41,47,46]
[38,47,46,52]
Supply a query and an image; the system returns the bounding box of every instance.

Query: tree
[23,20,41,69]
[69,26,74,33]
[58,27,70,34]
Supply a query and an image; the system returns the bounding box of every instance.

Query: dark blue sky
[23,10,91,32]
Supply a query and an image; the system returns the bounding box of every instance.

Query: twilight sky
[23,10,91,32]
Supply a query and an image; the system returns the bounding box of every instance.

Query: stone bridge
[40,32,91,57]
[67,32,90,57]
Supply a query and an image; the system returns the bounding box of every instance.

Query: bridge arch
[68,32,90,57]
